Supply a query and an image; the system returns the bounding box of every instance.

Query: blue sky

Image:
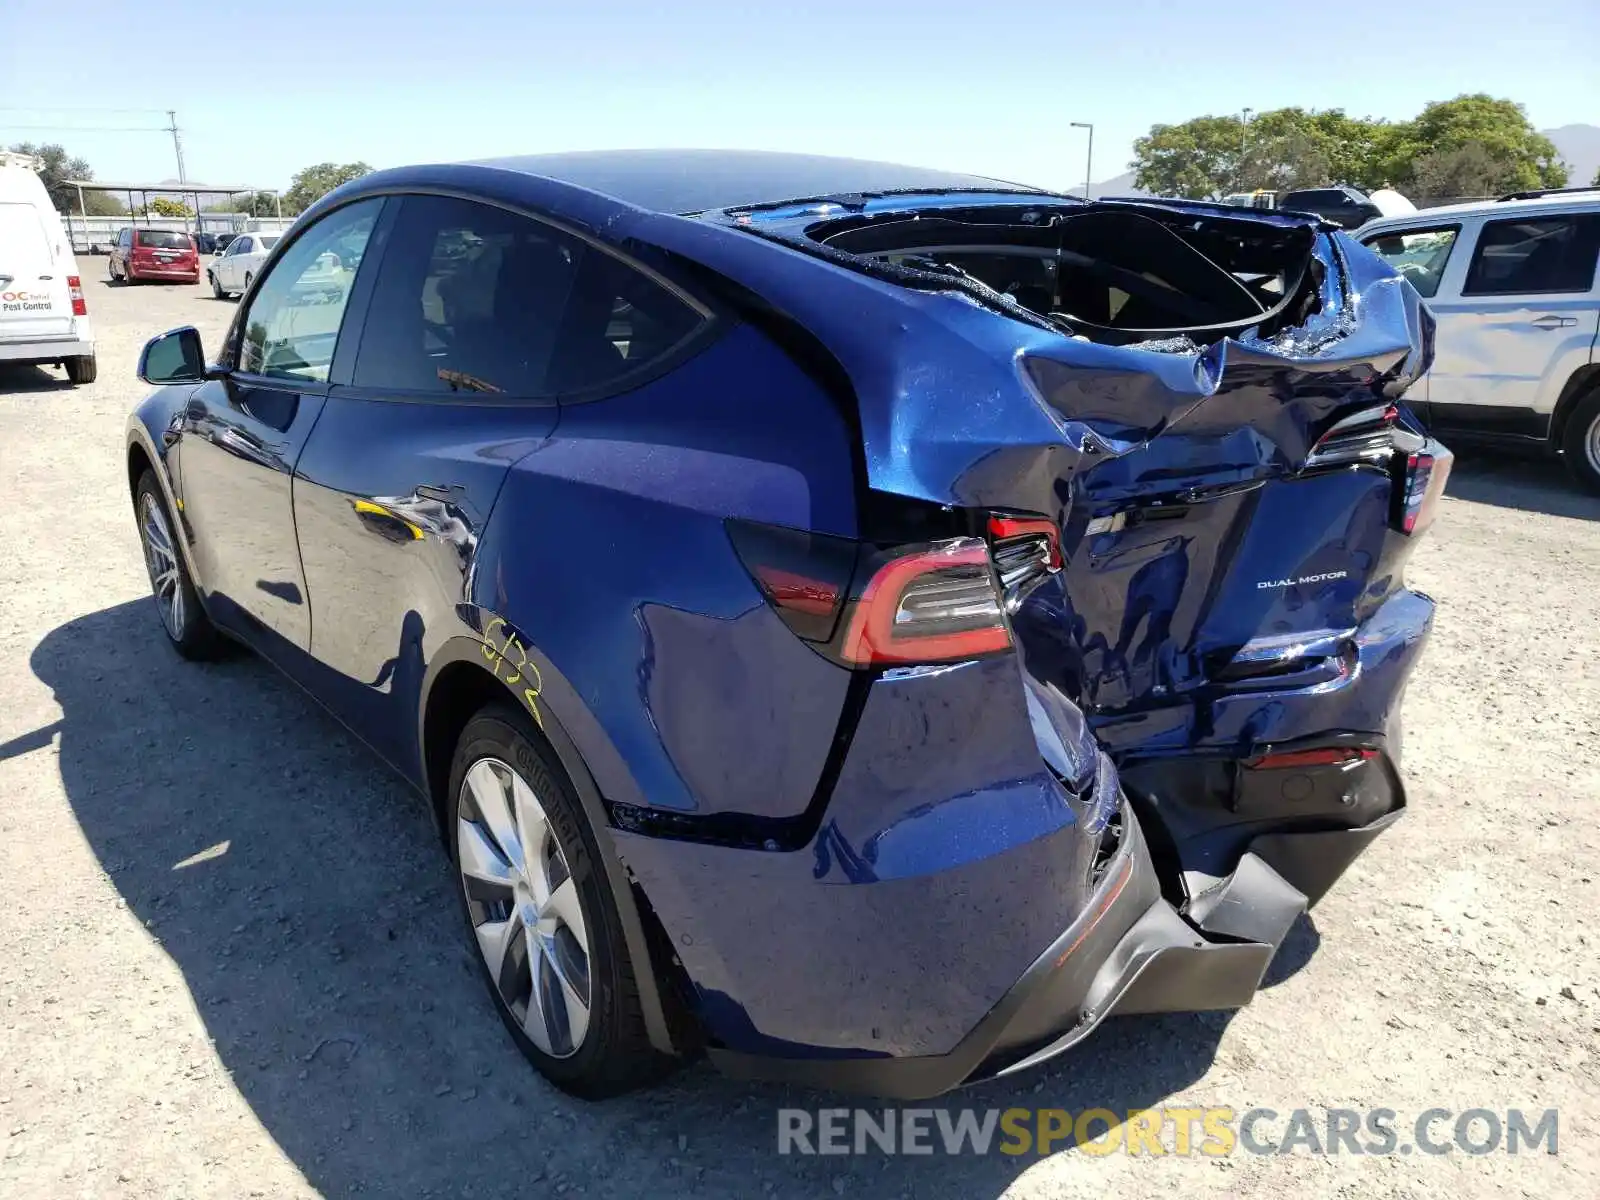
[3,0,1596,194]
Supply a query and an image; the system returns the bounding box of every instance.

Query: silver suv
[1359,188,1600,492]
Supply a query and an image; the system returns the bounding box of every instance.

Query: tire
[243,271,253,293]
[447,705,670,1098]
[65,355,97,385]
[133,470,222,660]
[1561,391,1600,495]
[210,270,226,300]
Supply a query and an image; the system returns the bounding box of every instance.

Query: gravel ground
[1,266,1596,1199]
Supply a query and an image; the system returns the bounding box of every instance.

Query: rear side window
[1462,214,1600,296]
[1362,226,1459,298]
[353,194,704,397]
[546,245,706,394]
[136,230,192,249]
[260,235,279,249]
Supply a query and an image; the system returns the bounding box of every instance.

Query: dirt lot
[1,266,1597,1199]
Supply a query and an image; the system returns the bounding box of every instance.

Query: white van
[0,166,97,384]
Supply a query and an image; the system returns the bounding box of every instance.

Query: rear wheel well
[420,656,702,1055]
[127,442,154,502]
[422,659,510,834]
[1551,365,1600,445]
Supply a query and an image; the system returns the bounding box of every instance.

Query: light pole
[1070,122,1094,200]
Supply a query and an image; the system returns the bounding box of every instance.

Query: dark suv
[1279,186,1383,230]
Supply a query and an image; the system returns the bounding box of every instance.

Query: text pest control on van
[0,162,97,384]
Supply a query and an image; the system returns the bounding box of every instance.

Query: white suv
[1359,189,1600,491]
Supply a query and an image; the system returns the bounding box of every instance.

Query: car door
[1425,210,1600,439]
[226,236,254,289]
[175,198,385,653]
[289,192,575,768]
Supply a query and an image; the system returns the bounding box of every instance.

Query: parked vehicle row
[128,151,1448,1099]
[0,164,96,383]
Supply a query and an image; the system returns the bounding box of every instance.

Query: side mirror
[138,326,209,384]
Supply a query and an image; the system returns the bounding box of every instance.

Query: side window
[1462,214,1600,296]
[237,198,381,383]
[1362,226,1460,299]
[235,237,252,255]
[546,248,706,394]
[352,195,585,396]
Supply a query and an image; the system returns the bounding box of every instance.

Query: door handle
[1531,315,1578,330]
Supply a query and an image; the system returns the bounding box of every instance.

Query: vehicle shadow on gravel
[1445,449,1600,521]
[28,599,1245,1199]
[0,363,73,393]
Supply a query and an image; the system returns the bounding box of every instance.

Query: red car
[109,228,200,285]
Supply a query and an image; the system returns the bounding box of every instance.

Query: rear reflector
[1247,747,1377,770]
[67,275,85,316]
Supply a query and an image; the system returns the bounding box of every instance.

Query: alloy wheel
[457,757,592,1059]
[1586,413,1600,477]
[140,492,185,638]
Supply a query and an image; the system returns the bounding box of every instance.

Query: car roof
[1362,189,1600,231]
[468,149,1045,215]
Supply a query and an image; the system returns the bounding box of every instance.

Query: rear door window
[352,195,585,397]
[1462,214,1600,296]
[546,247,708,394]
[1362,226,1460,298]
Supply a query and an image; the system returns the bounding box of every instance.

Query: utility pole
[1070,122,1094,200]
[1239,108,1253,192]
[167,110,187,184]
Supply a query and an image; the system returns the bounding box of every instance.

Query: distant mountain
[1088,170,1149,199]
[1544,124,1600,188]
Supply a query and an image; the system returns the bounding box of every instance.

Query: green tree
[241,190,280,217]
[149,196,194,218]
[1384,95,1565,193]
[1132,115,1250,198]
[282,161,372,215]
[6,141,123,215]
[1410,144,1519,202]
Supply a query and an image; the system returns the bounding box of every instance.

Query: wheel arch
[1550,363,1600,446]
[417,637,690,1058]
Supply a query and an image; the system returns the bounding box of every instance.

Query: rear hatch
[134,229,197,267]
[656,192,1442,752]
[0,200,74,341]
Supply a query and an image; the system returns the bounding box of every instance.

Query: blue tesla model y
[127,150,1448,1098]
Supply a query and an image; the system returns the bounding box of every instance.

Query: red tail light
[838,541,1010,665]
[727,521,1012,668]
[1401,449,1451,535]
[67,275,86,316]
[1247,747,1377,770]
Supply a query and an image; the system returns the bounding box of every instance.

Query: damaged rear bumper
[708,797,1398,1099]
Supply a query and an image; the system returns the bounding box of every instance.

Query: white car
[207,231,281,300]
[0,165,96,383]
[1359,188,1600,491]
